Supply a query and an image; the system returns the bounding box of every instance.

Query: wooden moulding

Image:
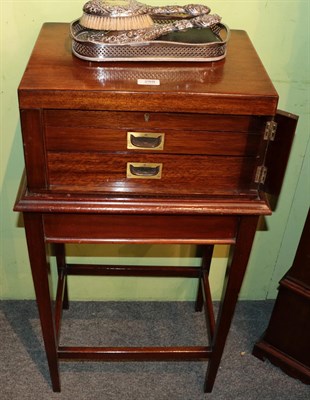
[252,341,310,385]
[14,174,272,216]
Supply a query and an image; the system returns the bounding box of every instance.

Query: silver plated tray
[70,19,230,62]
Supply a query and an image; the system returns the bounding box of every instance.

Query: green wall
[1,0,309,301]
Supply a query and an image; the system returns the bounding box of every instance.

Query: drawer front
[44,110,266,132]
[44,110,263,156]
[45,126,261,156]
[47,152,257,195]
[43,109,266,196]
[44,213,238,244]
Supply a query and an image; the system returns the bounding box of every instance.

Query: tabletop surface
[18,23,278,115]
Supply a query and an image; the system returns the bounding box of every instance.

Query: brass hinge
[264,120,277,141]
[255,165,268,184]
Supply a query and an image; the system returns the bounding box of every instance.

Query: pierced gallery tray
[70,19,229,62]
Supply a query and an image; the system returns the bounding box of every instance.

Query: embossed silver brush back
[80,0,212,30]
[71,1,230,62]
[80,0,154,30]
[85,14,221,44]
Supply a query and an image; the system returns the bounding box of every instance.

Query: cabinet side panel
[20,109,47,190]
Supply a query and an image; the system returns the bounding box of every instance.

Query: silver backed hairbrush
[80,0,212,31]
[85,13,221,44]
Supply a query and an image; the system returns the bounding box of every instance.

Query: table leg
[23,213,61,392]
[204,215,259,392]
[54,243,69,310]
[195,245,214,312]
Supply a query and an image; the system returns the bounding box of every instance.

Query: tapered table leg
[54,243,69,310]
[23,213,61,392]
[195,245,214,312]
[204,216,259,393]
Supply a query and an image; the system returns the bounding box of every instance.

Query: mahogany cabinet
[253,210,310,384]
[14,23,297,393]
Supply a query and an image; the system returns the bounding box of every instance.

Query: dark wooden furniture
[253,210,310,384]
[14,23,297,393]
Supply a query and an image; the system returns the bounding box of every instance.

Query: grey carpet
[0,301,309,399]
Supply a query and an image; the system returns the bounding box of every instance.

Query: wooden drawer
[44,110,264,156]
[20,26,299,203]
[47,152,257,195]
[44,110,266,132]
[43,109,265,195]
[45,126,262,156]
[43,213,238,244]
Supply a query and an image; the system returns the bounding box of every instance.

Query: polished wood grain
[57,346,212,361]
[65,264,201,277]
[45,126,262,156]
[15,23,296,394]
[43,213,238,244]
[44,110,266,132]
[47,152,257,195]
[205,215,259,392]
[15,175,272,215]
[18,24,280,195]
[18,24,278,115]
[23,213,60,392]
[196,246,216,343]
[253,210,310,384]
[20,109,47,190]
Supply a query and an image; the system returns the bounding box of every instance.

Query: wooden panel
[45,126,262,156]
[44,110,266,133]
[20,109,47,190]
[252,210,310,384]
[43,213,238,243]
[47,152,257,195]
[260,285,310,371]
[44,110,264,156]
[289,209,310,286]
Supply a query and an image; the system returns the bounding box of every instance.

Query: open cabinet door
[262,110,298,200]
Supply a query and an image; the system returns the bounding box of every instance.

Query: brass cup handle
[126,162,163,179]
[127,132,165,150]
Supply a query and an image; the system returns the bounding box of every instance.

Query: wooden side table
[14,23,297,393]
